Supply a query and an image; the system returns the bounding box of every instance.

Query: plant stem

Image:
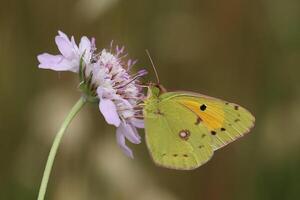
[37,97,86,200]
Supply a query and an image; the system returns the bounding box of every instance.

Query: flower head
[37,31,147,158]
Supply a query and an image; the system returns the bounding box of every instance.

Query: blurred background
[1,0,300,199]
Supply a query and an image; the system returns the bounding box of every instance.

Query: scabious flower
[38,31,147,158]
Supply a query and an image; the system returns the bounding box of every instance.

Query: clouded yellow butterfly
[143,53,255,170]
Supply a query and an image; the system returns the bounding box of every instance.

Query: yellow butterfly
[143,54,255,170]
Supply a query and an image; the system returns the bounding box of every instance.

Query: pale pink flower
[37,31,147,158]
[87,47,147,158]
[37,31,92,72]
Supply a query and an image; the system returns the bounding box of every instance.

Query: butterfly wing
[163,91,255,150]
[144,96,214,170]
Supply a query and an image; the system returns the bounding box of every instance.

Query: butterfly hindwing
[144,98,214,170]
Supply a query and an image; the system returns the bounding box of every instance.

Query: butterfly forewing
[165,92,255,150]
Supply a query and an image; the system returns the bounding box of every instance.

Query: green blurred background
[1,0,300,199]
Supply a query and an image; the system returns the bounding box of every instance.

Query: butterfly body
[143,84,255,170]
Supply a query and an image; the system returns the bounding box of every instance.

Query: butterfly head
[144,83,167,111]
[147,83,167,98]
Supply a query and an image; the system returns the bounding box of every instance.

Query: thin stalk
[37,97,86,200]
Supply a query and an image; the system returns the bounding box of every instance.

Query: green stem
[37,97,86,200]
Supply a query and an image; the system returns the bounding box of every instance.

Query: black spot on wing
[200,104,207,111]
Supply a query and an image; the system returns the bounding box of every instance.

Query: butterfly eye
[200,104,207,111]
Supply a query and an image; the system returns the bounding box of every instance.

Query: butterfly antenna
[145,49,160,84]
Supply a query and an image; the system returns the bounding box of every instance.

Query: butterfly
[143,82,255,170]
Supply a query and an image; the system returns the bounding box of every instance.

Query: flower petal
[37,53,62,65]
[37,53,79,72]
[79,36,91,53]
[118,122,141,144]
[58,30,69,40]
[116,128,134,158]
[57,58,80,72]
[131,125,141,141]
[71,36,79,52]
[97,86,118,100]
[99,99,121,127]
[55,35,75,58]
[130,118,144,128]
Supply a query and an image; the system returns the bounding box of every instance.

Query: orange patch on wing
[178,100,225,130]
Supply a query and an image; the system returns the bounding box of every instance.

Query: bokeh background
[1,0,300,199]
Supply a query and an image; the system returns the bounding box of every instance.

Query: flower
[38,31,92,72]
[37,31,147,158]
[87,47,147,158]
